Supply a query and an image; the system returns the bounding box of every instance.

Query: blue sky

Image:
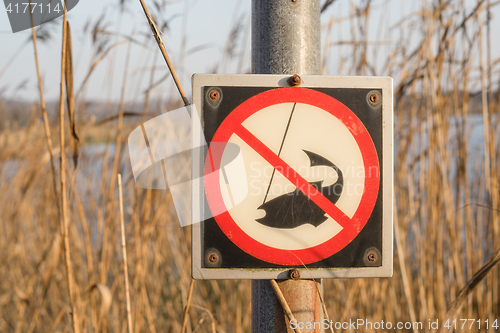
[0,0,498,103]
[0,0,255,102]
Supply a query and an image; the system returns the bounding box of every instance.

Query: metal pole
[251,0,321,75]
[251,1,322,332]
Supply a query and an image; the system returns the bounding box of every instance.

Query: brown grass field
[1,0,500,332]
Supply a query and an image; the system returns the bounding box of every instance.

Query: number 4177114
[443,319,498,330]
[5,2,62,14]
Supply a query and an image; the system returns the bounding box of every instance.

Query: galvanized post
[251,1,322,332]
[252,0,321,75]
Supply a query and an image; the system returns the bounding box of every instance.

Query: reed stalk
[57,2,79,332]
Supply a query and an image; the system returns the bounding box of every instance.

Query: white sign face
[192,74,393,280]
[229,102,362,250]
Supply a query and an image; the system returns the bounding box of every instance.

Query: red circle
[204,87,379,265]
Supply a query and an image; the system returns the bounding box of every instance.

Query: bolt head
[209,90,220,100]
[367,252,377,262]
[369,93,379,104]
[208,253,219,264]
[289,269,300,280]
[288,74,301,86]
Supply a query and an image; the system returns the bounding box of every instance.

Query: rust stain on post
[252,280,322,333]
[278,280,321,333]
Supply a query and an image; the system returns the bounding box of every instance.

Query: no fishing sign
[191,74,393,279]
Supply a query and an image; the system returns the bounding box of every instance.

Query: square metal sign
[191,74,393,279]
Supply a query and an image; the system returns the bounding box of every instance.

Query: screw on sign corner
[208,252,219,264]
[204,248,221,268]
[288,74,301,86]
[369,93,379,104]
[209,90,220,101]
[367,251,378,263]
[289,269,301,280]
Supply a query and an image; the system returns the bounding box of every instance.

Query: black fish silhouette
[256,150,343,229]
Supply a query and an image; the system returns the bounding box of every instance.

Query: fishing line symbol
[256,103,344,229]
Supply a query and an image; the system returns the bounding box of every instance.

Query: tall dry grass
[1,0,500,332]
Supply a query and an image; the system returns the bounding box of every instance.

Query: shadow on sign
[127,105,248,227]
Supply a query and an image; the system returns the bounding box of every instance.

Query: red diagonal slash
[235,124,351,228]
